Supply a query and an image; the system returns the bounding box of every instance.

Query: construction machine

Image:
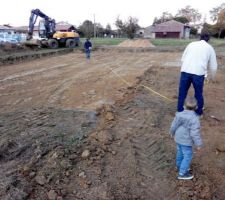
[25,9,80,48]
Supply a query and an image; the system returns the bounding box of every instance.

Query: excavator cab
[38,20,47,38]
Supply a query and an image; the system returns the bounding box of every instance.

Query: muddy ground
[0,43,74,66]
[0,45,225,200]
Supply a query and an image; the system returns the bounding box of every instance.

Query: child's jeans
[176,143,193,175]
[85,49,91,59]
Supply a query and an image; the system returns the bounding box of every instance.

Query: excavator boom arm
[27,9,55,40]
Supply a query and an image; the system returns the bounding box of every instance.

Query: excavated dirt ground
[0,44,74,66]
[0,45,225,200]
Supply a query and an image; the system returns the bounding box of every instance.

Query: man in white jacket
[177,33,218,116]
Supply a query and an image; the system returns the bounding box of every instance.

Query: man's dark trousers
[177,72,205,115]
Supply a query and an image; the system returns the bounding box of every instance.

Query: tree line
[76,3,225,39]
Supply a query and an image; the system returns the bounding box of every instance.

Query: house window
[163,32,167,35]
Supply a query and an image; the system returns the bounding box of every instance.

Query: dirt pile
[0,43,30,55]
[118,39,155,48]
[0,46,73,66]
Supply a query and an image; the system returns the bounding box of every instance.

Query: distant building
[136,28,145,37]
[136,26,155,39]
[55,21,76,32]
[14,21,77,34]
[144,26,155,38]
[154,20,190,39]
[0,25,15,34]
[14,26,37,33]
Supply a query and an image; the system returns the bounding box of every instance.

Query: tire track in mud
[132,134,168,176]
[100,98,178,199]
[130,132,177,199]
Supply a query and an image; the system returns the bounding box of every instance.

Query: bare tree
[105,24,112,36]
[115,17,125,37]
[216,9,225,38]
[115,16,140,39]
[176,5,201,26]
[78,20,94,38]
[95,23,104,37]
[153,12,173,25]
[173,16,189,24]
[210,3,225,22]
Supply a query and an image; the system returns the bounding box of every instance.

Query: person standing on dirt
[170,96,203,180]
[177,33,217,117]
[84,38,92,59]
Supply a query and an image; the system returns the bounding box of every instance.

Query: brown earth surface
[117,39,155,48]
[0,46,225,200]
[0,43,34,55]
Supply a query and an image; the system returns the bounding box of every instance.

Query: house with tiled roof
[154,20,190,39]
[14,21,76,34]
[55,21,76,32]
[0,25,15,34]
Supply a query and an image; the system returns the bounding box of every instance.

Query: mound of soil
[118,39,155,48]
[0,43,34,55]
[0,46,73,66]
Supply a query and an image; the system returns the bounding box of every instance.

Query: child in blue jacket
[170,96,203,180]
[84,38,92,59]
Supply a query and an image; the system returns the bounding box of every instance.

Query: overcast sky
[0,0,224,28]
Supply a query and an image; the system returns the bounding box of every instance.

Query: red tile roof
[14,24,76,32]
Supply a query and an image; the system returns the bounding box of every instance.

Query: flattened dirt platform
[0,48,74,66]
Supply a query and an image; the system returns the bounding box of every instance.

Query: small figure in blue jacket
[170,96,203,180]
[84,38,92,59]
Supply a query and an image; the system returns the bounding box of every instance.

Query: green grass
[80,38,126,46]
[209,38,225,46]
[79,37,225,47]
[151,38,225,47]
[150,39,196,46]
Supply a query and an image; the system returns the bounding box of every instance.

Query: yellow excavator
[25,9,80,48]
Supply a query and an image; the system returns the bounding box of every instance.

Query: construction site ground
[0,43,225,200]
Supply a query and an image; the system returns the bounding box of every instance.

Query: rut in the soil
[131,132,178,199]
[98,86,178,199]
